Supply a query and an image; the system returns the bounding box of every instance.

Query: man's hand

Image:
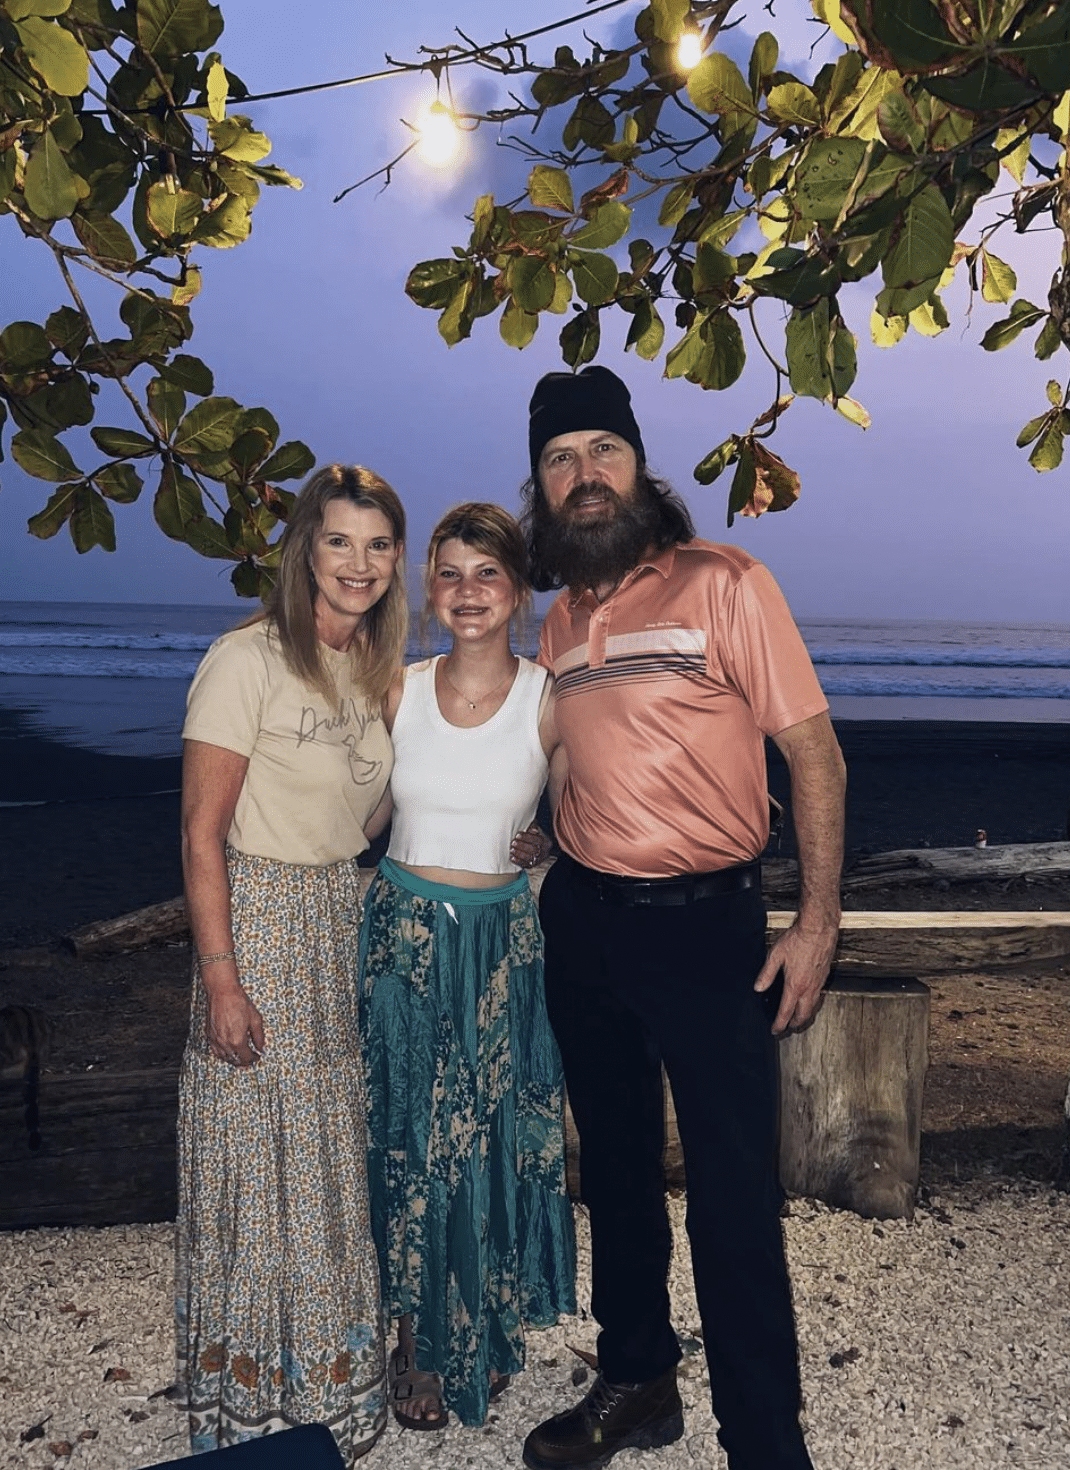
[762,710,846,1035]
[754,920,839,1035]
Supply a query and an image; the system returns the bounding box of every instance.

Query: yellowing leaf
[528,165,574,213]
[833,395,871,428]
[870,309,907,346]
[23,128,80,219]
[810,0,856,46]
[206,59,228,123]
[14,15,88,95]
[980,248,1017,304]
[909,295,949,336]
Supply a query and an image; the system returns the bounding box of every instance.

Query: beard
[532,478,666,591]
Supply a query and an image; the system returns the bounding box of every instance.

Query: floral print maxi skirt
[358,856,576,1427]
[175,850,386,1462]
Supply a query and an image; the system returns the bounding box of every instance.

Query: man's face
[537,430,638,518]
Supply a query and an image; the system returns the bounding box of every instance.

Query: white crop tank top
[387,656,550,875]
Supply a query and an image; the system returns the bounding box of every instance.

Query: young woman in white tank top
[358,504,576,1432]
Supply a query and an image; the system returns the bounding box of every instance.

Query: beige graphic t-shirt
[183,621,392,866]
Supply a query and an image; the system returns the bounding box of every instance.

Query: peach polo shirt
[538,540,828,878]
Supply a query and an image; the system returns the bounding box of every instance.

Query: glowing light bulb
[677,31,704,70]
[418,102,459,166]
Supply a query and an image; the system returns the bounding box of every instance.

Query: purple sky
[1,0,1068,624]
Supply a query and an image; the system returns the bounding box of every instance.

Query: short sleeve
[183,630,266,757]
[719,564,828,736]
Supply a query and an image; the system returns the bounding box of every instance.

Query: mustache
[562,481,623,513]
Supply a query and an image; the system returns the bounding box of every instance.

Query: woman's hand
[511,823,551,870]
[204,974,266,1067]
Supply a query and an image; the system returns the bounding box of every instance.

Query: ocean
[1,601,1067,780]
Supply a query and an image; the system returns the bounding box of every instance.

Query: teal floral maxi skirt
[175,849,386,1462]
[358,856,576,1426]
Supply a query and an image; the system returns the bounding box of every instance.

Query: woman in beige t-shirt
[175,464,406,1465]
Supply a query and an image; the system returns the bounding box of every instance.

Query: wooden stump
[777,974,930,1220]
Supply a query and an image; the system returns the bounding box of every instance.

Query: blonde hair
[425,502,533,625]
[264,464,408,705]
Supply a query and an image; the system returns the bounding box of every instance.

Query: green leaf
[980,299,1046,351]
[650,0,690,42]
[186,514,237,559]
[510,256,557,313]
[146,181,202,238]
[172,266,203,307]
[882,185,954,291]
[1016,413,1047,448]
[137,0,224,58]
[571,251,619,306]
[748,32,779,97]
[664,319,706,379]
[1046,380,1064,408]
[70,484,116,552]
[147,375,186,438]
[687,52,753,117]
[559,310,600,368]
[693,436,738,486]
[548,271,573,315]
[793,137,868,222]
[154,460,206,541]
[24,129,81,219]
[90,425,158,457]
[12,427,82,481]
[979,248,1016,305]
[1034,317,1062,361]
[1004,4,1070,93]
[765,82,821,128]
[27,481,80,539]
[691,311,746,391]
[528,165,574,213]
[193,192,251,248]
[228,428,271,476]
[258,441,315,483]
[785,299,832,399]
[500,300,539,349]
[437,279,476,347]
[569,201,631,251]
[406,258,467,310]
[71,211,138,267]
[158,353,215,396]
[875,278,941,318]
[564,95,615,151]
[28,374,94,431]
[94,463,144,503]
[14,15,89,94]
[8,0,74,17]
[0,321,53,370]
[235,408,280,448]
[625,297,665,361]
[876,89,926,154]
[726,441,756,526]
[1028,417,1064,472]
[173,395,242,455]
[45,306,88,358]
[230,560,266,597]
[658,180,694,228]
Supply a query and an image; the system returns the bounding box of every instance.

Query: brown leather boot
[522,1367,683,1470]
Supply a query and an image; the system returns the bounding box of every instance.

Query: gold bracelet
[198,950,237,966]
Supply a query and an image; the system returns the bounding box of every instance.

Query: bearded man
[521,367,845,1470]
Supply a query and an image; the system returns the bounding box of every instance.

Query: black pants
[539,856,813,1470]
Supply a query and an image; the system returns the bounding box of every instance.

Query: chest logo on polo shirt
[554,627,707,695]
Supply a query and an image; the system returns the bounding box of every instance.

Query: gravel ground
[2,1185,1069,1470]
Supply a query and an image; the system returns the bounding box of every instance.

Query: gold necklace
[441,656,517,711]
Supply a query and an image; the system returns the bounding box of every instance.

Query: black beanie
[528,365,645,478]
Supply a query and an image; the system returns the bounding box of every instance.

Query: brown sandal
[389,1346,448,1432]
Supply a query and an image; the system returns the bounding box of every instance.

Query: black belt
[564,855,760,907]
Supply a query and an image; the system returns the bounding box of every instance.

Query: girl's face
[311,500,401,645]
[429,538,520,645]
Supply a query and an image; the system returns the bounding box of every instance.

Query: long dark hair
[518,465,695,592]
